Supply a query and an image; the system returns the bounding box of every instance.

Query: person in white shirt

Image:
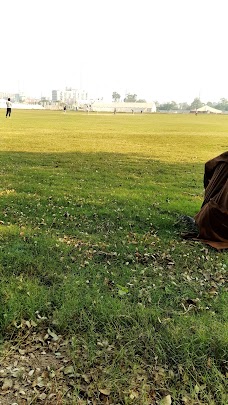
[6,98,12,118]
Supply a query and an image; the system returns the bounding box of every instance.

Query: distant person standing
[6,98,12,118]
[63,105,66,113]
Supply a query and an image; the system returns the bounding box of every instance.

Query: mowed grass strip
[0,110,227,403]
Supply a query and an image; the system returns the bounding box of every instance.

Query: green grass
[0,110,227,403]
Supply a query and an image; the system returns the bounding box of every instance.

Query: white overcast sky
[1,0,228,102]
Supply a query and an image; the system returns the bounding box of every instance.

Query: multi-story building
[15,93,26,103]
[0,92,16,101]
[0,92,27,103]
[52,90,64,103]
[52,87,89,105]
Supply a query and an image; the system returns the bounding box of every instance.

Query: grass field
[0,110,227,404]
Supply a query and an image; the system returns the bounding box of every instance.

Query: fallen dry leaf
[99,388,111,396]
[48,328,59,341]
[1,378,13,390]
[160,394,172,405]
[64,365,74,375]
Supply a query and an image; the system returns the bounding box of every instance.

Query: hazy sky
[1,0,228,102]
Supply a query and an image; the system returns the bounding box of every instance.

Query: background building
[52,87,89,106]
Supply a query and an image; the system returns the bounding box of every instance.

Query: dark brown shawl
[194,151,228,249]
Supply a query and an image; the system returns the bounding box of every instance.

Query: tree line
[112,92,228,111]
[158,98,228,111]
[112,92,146,103]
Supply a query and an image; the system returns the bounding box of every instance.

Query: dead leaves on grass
[0,319,75,404]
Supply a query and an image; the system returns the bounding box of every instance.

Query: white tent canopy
[196,105,222,114]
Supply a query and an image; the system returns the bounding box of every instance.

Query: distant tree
[170,101,178,110]
[207,101,214,107]
[190,98,203,110]
[215,98,228,111]
[220,98,228,104]
[179,102,190,110]
[159,101,178,111]
[136,99,147,103]
[112,92,121,102]
[124,93,137,102]
[159,103,173,111]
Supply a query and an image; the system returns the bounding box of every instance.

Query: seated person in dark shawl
[183,151,228,250]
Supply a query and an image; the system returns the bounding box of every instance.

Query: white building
[52,88,89,105]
